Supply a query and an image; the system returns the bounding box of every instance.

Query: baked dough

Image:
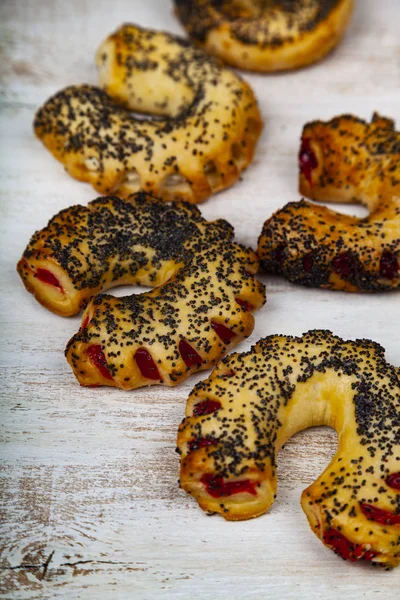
[33,24,262,204]
[178,330,400,568]
[18,189,264,301]
[258,113,400,292]
[31,193,266,388]
[299,113,400,211]
[19,192,231,315]
[174,0,354,72]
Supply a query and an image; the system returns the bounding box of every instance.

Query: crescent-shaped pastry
[33,24,262,204]
[18,193,251,317]
[18,192,265,390]
[178,330,400,568]
[174,0,354,72]
[18,193,265,389]
[258,113,400,292]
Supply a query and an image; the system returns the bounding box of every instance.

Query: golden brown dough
[18,193,246,315]
[32,193,267,389]
[258,113,400,292]
[299,113,400,211]
[33,24,262,204]
[178,330,400,568]
[174,0,354,72]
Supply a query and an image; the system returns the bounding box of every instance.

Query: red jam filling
[299,137,318,184]
[135,348,161,380]
[36,268,64,293]
[380,250,399,279]
[332,252,355,278]
[201,474,257,498]
[274,245,285,263]
[362,549,378,561]
[81,315,90,330]
[386,472,400,491]
[303,253,313,273]
[179,340,202,368]
[360,503,400,526]
[211,322,236,345]
[86,345,113,380]
[193,399,222,417]
[221,369,236,378]
[235,298,254,311]
[323,529,377,562]
[188,437,218,452]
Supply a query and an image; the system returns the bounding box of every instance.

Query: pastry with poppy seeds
[17,193,231,316]
[39,193,268,388]
[18,190,265,304]
[174,0,354,72]
[33,24,262,204]
[258,113,400,292]
[177,330,400,568]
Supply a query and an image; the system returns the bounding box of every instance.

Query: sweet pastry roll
[33,24,262,204]
[174,0,354,72]
[178,330,400,568]
[18,193,265,388]
[258,113,400,292]
[18,192,265,321]
[18,194,212,316]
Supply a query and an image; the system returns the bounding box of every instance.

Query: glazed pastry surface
[18,193,246,316]
[258,113,400,292]
[34,24,262,203]
[299,113,400,211]
[178,330,400,568]
[41,194,267,389]
[174,0,354,71]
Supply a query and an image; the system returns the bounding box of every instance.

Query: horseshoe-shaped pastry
[258,113,400,292]
[17,192,265,388]
[33,24,262,204]
[177,330,400,568]
[174,0,354,72]
[19,193,250,317]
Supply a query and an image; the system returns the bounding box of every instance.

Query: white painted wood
[0,1,399,598]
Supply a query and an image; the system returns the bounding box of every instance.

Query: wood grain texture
[0,0,399,598]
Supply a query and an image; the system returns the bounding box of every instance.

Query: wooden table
[1,1,399,598]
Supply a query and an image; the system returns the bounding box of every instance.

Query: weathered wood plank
[1,0,399,598]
